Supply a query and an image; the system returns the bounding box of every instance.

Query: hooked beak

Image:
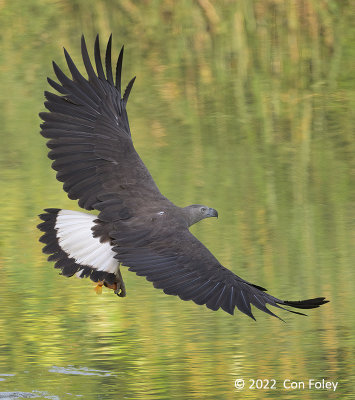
[207,208,218,218]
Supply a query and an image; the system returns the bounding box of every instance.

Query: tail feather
[37,208,119,285]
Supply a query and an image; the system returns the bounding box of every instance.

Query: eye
[201,207,207,213]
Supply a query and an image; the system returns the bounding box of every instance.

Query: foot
[94,281,104,294]
[114,267,126,297]
[114,280,126,297]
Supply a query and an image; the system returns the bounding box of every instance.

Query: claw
[114,282,126,297]
[115,287,126,297]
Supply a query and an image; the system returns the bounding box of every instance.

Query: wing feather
[123,76,136,104]
[94,35,106,80]
[105,35,114,85]
[115,46,124,92]
[111,226,328,319]
[81,35,101,84]
[40,35,167,212]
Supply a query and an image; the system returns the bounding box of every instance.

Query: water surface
[0,1,354,399]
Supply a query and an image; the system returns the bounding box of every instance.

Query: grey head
[182,204,218,227]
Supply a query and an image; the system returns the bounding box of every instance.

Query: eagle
[37,35,328,320]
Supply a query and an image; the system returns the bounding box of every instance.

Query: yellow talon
[94,281,104,294]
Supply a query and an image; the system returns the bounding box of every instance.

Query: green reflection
[0,1,353,399]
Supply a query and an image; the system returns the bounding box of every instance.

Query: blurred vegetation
[0,0,354,399]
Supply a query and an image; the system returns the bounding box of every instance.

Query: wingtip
[122,76,136,104]
[38,111,48,121]
[107,34,113,50]
[115,44,124,92]
[80,35,86,52]
[63,47,71,63]
[94,34,106,80]
[105,34,114,85]
[94,34,100,47]
[94,33,100,51]
[81,34,87,50]
[52,60,62,76]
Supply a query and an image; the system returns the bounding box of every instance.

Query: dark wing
[111,222,328,320]
[40,35,166,211]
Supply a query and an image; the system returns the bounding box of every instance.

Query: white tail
[54,209,118,275]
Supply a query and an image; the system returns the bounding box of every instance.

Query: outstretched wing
[40,35,166,211]
[111,221,328,320]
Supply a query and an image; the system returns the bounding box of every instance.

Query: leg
[114,266,126,297]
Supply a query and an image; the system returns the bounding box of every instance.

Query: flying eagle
[37,35,328,320]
